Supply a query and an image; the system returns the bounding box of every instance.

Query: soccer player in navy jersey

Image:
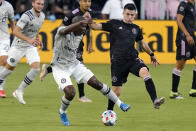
[90,3,165,109]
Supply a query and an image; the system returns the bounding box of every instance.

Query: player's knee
[64,85,76,100]
[139,67,150,78]
[0,56,7,66]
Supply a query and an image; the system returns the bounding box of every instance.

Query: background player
[0,0,45,104]
[51,15,130,126]
[90,3,165,109]
[40,0,93,102]
[0,0,15,98]
[170,0,196,99]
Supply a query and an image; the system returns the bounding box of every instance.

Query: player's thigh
[0,39,10,57]
[7,46,25,67]
[111,63,129,86]
[52,65,73,91]
[129,58,148,77]
[176,39,192,60]
[25,47,40,66]
[71,63,94,84]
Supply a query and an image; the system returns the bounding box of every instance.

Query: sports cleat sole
[189,93,196,97]
[154,97,165,109]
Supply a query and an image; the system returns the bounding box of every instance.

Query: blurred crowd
[5,0,196,21]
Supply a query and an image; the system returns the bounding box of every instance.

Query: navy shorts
[111,57,148,86]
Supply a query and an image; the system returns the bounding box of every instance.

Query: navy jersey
[62,8,92,52]
[176,1,196,42]
[102,19,143,61]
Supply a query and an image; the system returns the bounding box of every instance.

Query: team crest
[179,6,184,12]
[186,52,190,57]
[119,26,123,30]
[61,78,66,84]
[112,76,117,82]
[64,16,68,22]
[132,28,137,34]
[10,58,15,63]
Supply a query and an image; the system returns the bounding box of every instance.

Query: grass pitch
[0,64,196,131]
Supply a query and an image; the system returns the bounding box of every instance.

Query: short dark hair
[72,16,85,24]
[124,3,136,11]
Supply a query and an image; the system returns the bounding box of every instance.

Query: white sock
[17,68,40,92]
[100,83,122,107]
[60,95,71,113]
[0,67,12,90]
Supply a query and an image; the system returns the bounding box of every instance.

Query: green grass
[0,64,196,131]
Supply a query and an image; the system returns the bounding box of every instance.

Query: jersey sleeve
[8,3,14,21]
[16,14,29,29]
[177,2,187,16]
[136,28,143,42]
[62,12,74,26]
[101,20,113,32]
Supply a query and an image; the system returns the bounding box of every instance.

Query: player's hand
[36,38,43,49]
[186,35,195,45]
[87,45,94,53]
[150,56,160,67]
[83,12,91,19]
[28,38,40,47]
[80,18,92,25]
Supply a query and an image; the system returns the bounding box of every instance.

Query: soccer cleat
[0,90,6,98]
[40,64,49,81]
[169,91,184,99]
[59,110,70,126]
[120,103,131,112]
[13,90,26,104]
[153,97,165,109]
[78,96,92,102]
[189,89,196,97]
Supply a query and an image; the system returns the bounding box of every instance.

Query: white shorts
[7,46,40,67]
[0,39,10,56]
[52,62,94,91]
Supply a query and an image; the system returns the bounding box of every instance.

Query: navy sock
[144,76,157,102]
[78,83,85,98]
[172,68,181,92]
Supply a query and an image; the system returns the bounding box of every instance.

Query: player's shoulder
[40,12,45,19]
[23,9,35,20]
[3,1,13,8]
[179,0,188,6]
[132,23,140,29]
[109,19,121,24]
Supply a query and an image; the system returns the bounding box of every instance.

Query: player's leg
[170,59,185,99]
[139,67,165,109]
[40,64,52,81]
[0,46,23,97]
[0,40,11,97]
[72,63,130,112]
[52,65,74,126]
[76,50,92,102]
[13,47,40,104]
[107,86,122,110]
[189,55,196,97]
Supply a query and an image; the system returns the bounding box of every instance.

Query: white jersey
[12,8,45,48]
[52,26,83,68]
[0,0,14,40]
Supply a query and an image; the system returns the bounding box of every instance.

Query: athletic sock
[0,67,12,88]
[77,83,85,97]
[47,66,52,74]
[60,95,71,113]
[144,75,157,103]
[107,99,115,110]
[100,83,122,107]
[172,68,181,92]
[191,66,196,90]
[17,68,40,92]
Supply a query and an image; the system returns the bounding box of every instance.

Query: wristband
[150,53,154,56]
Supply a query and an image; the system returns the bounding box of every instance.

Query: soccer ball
[101,110,117,126]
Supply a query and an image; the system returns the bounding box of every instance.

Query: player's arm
[10,20,15,33]
[13,26,41,47]
[59,18,92,35]
[90,22,103,30]
[177,14,194,45]
[137,40,159,66]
